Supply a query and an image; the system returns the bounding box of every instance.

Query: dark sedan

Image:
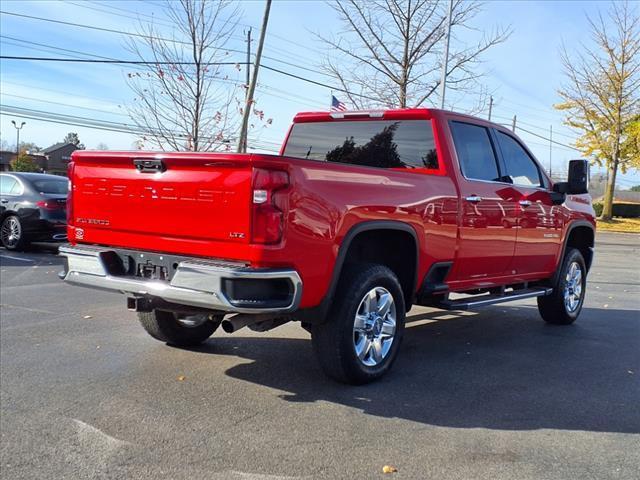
[0,172,68,250]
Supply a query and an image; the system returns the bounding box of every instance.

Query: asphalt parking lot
[1,232,638,480]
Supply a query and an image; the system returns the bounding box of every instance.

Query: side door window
[449,121,500,181]
[495,131,542,187]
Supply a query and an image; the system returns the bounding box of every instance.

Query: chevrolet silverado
[60,108,595,384]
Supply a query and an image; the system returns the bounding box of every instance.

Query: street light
[11,120,26,154]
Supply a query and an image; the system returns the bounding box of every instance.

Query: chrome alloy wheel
[564,261,583,313]
[353,287,397,367]
[1,217,21,248]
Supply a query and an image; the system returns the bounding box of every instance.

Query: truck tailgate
[70,152,253,250]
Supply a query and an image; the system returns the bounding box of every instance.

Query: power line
[1,106,150,136]
[63,0,329,76]
[1,34,125,61]
[0,50,374,103]
[2,54,589,131]
[492,113,576,140]
[0,10,419,104]
[260,64,380,103]
[0,9,328,76]
[65,0,176,29]
[0,93,128,117]
[0,39,75,59]
[0,10,197,45]
[496,123,579,152]
[0,55,246,66]
[516,126,580,152]
[0,54,322,110]
[82,0,327,59]
[1,80,126,105]
[0,104,280,151]
[0,11,594,144]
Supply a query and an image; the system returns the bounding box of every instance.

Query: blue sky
[0,0,638,188]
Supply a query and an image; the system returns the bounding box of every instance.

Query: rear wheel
[1,215,29,250]
[538,248,587,325]
[311,264,405,384]
[138,309,221,346]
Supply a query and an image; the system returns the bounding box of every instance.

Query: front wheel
[138,310,221,347]
[538,248,587,325]
[311,264,406,384]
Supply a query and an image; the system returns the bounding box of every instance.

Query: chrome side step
[439,287,552,311]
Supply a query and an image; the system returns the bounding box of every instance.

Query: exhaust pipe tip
[221,313,275,334]
[221,320,236,334]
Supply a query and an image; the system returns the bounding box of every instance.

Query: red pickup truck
[60,108,595,384]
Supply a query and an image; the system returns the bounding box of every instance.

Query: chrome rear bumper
[59,245,302,314]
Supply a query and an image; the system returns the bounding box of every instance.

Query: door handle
[465,195,482,203]
[0,199,8,204]
[519,200,532,207]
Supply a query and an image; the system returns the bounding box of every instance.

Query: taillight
[67,161,74,226]
[251,168,289,244]
[36,200,64,210]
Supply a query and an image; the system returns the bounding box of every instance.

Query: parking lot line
[0,254,35,263]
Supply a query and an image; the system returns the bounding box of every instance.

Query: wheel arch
[295,220,420,324]
[552,220,595,285]
[0,210,17,223]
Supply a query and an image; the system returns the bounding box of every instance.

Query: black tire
[1,215,29,251]
[138,309,221,347]
[311,264,406,385]
[538,248,587,325]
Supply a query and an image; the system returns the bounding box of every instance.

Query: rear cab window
[283,119,439,171]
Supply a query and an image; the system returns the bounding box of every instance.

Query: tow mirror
[567,159,589,194]
[552,159,589,200]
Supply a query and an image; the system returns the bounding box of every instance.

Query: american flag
[330,95,347,112]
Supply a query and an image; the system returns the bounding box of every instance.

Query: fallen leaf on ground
[382,465,398,474]
[177,375,186,381]
[83,315,92,319]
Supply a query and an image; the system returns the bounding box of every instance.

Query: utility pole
[439,0,453,109]
[11,120,25,154]
[245,28,252,95]
[549,125,553,179]
[488,96,493,121]
[237,0,271,153]
[511,115,517,132]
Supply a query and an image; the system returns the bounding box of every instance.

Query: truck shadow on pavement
[193,305,640,434]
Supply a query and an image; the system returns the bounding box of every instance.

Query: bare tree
[126,0,241,151]
[555,1,640,221]
[317,0,510,109]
